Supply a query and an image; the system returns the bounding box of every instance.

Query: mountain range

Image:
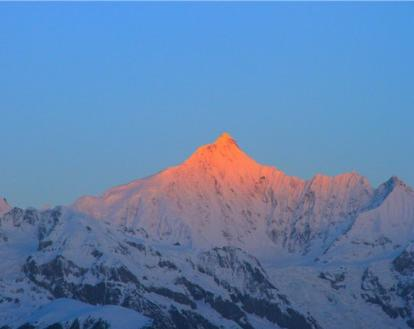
[1,133,413,329]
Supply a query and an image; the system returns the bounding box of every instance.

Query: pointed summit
[379,176,409,194]
[214,132,238,147]
[183,132,257,171]
[387,176,407,188]
[367,176,412,210]
[0,197,10,216]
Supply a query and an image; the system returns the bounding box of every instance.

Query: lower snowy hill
[5,298,151,329]
[0,207,321,329]
[1,204,414,329]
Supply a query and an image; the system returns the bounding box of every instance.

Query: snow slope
[73,133,408,264]
[321,177,414,264]
[8,298,151,329]
[0,206,320,329]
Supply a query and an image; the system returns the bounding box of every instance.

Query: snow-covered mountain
[1,133,414,329]
[0,198,10,216]
[73,133,413,264]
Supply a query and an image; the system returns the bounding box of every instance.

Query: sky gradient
[0,3,413,208]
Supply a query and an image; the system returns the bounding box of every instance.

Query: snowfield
[7,298,151,329]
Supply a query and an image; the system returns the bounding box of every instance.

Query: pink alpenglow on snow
[73,133,414,263]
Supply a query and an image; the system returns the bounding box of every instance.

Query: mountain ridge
[72,133,412,264]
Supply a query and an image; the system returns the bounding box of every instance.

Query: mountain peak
[183,132,257,170]
[214,132,237,147]
[380,176,410,193]
[0,197,10,216]
[388,176,406,187]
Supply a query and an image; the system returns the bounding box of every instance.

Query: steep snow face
[322,178,414,263]
[267,172,373,259]
[73,133,297,255]
[73,133,378,262]
[0,197,10,215]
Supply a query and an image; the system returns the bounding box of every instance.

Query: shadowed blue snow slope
[9,298,151,329]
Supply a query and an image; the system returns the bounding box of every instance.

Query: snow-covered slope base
[6,298,151,329]
[0,207,321,329]
[1,133,414,329]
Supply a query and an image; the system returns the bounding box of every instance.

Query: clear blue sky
[0,3,413,208]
